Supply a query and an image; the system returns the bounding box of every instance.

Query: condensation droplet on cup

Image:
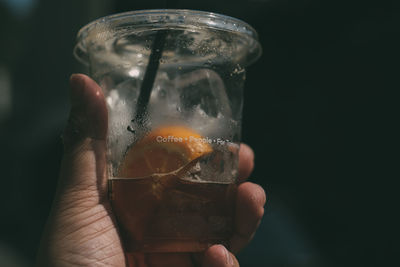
[159,89,167,98]
[203,59,213,67]
[232,64,244,75]
[127,126,135,133]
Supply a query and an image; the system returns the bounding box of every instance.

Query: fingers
[202,245,239,267]
[230,182,266,253]
[238,143,254,182]
[57,74,108,203]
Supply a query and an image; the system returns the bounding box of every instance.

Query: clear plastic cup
[74,9,261,254]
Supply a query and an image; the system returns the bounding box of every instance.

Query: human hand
[36,74,266,267]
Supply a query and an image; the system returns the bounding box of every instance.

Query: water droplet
[159,89,167,98]
[127,126,135,133]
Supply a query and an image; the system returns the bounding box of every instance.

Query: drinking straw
[134,30,167,123]
[134,0,180,124]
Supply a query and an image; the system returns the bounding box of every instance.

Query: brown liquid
[108,175,236,253]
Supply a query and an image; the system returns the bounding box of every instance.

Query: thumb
[57,74,108,204]
[36,75,113,266]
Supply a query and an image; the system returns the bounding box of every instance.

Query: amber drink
[109,175,237,252]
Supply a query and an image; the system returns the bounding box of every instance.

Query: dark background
[0,0,399,266]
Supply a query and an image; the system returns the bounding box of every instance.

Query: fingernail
[222,246,234,266]
[63,75,86,150]
[68,74,87,130]
[69,74,85,108]
[63,74,107,149]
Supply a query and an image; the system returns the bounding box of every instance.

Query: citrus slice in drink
[118,125,213,178]
[111,126,216,245]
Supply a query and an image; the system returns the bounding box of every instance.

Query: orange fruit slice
[118,125,213,178]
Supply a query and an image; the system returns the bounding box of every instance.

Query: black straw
[135,0,179,124]
[135,30,167,123]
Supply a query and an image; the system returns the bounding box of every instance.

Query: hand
[36,74,266,267]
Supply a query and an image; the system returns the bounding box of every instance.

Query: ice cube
[147,72,182,127]
[147,69,235,138]
[172,69,231,117]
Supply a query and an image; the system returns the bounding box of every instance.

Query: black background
[0,0,399,266]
